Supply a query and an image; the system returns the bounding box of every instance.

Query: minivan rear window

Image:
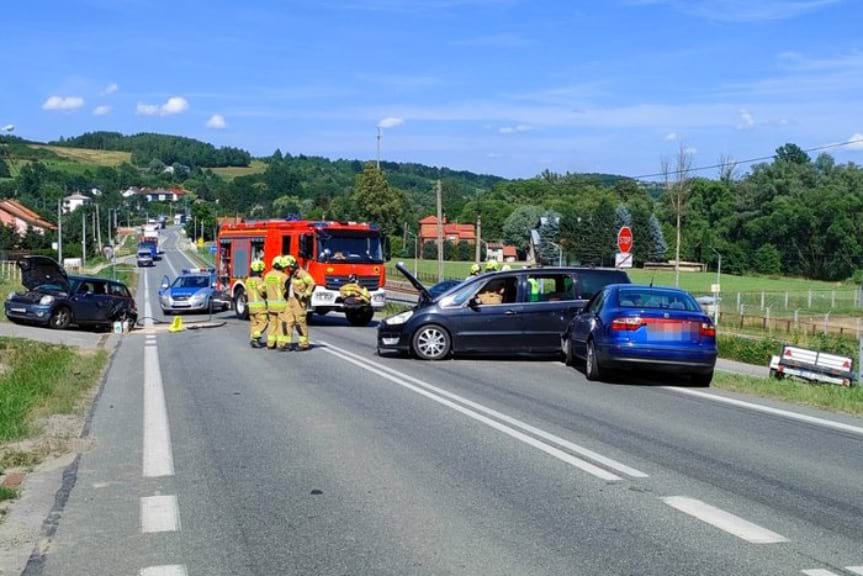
[575,270,629,300]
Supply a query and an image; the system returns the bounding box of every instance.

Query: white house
[62,193,91,213]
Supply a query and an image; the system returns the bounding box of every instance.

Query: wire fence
[710,289,863,317]
[0,260,22,283]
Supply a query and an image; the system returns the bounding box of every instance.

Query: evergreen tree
[350,163,405,237]
[537,210,561,265]
[0,159,10,179]
[648,214,668,260]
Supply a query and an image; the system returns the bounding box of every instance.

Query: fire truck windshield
[317,232,383,264]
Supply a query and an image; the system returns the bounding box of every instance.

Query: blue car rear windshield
[174,276,210,289]
[617,289,700,312]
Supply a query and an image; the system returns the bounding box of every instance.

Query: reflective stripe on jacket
[246,276,267,312]
[290,270,316,300]
[264,270,288,311]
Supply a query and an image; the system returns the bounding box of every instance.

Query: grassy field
[387,258,850,294]
[210,160,268,180]
[713,372,863,415]
[0,337,108,441]
[28,145,131,166]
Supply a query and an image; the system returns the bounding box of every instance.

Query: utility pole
[435,179,443,282]
[57,199,63,265]
[376,127,382,170]
[96,203,103,254]
[82,208,87,265]
[475,213,482,263]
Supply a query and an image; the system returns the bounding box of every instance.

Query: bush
[422,241,437,260]
[718,335,782,366]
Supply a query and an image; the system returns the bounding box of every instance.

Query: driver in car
[476,279,506,305]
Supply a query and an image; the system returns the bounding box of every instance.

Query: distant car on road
[562,284,717,386]
[378,264,630,360]
[159,268,228,314]
[136,249,154,267]
[4,256,137,330]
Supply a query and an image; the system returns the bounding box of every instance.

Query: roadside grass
[0,337,108,442]
[0,277,24,324]
[387,258,850,294]
[713,372,863,416]
[210,160,268,180]
[0,486,17,502]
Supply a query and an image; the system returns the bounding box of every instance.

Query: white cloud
[683,146,698,155]
[93,105,111,116]
[136,96,189,117]
[498,124,534,134]
[377,117,404,128]
[102,83,119,96]
[847,133,863,151]
[206,114,227,129]
[632,0,841,22]
[42,96,85,111]
[665,131,679,141]
[737,109,755,130]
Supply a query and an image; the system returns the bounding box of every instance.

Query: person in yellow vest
[263,255,289,350]
[246,259,268,348]
[483,260,500,273]
[339,274,370,306]
[284,255,316,351]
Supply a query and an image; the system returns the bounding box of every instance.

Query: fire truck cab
[217,219,387,326]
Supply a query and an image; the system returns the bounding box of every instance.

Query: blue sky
[2,0,863,178]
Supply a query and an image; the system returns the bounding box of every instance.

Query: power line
[631,137,863,180]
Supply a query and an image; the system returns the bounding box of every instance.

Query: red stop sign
[617,226,633,253]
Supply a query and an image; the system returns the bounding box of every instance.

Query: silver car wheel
[417,327,446,358]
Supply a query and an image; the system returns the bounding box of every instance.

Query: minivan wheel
[585,339,602,381]
[49,307,72,330]
[412,324,451,361]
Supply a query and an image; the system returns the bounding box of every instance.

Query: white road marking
[801,570,839,576]
[141,495,181,533]
[140,565,187,576]
[846,567,863,575]
[143,345,175,478]
[661,386,863,437]
[320,341,648,479]
[662,496,788,544]
[143,271,152,328]
[164,253,178,279]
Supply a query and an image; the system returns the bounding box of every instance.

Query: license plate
[10,307,26,313]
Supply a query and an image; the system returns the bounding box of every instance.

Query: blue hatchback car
[562,284,717,386]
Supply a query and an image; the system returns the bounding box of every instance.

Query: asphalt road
[31,227,863,576]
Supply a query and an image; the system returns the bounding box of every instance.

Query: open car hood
[395,262,432,302]
[17,256,70,291]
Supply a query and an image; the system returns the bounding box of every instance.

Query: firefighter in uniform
[246,259,268,348]
[284,255,316,351]
[264,255,289,350]
[466,263,481,280]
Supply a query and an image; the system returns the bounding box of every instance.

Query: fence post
[824,313,830,335]
[808,289,813,308]
[784,291,789,309]
[765,307,770,331]
[736,292,741,312]
[794,309,799,328]
[760,291,765,310]
[831,290,836,308]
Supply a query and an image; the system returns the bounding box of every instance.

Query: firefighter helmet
[483,260,500,272]
[282,255,297,269]
[470,263,481,275]
[250,260,265,273]
[271,255,283,269]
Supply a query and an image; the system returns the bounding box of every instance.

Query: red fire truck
[216,219,387,326]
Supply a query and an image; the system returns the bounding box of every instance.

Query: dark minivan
[378,264,630,360]
[4,256,137,330]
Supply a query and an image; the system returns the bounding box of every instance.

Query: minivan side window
[475,276,518,305]
[525,273,576,303]
[575,271,628,300]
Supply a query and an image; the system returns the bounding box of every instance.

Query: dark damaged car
[4,256,137,330]
[377,263,630,360]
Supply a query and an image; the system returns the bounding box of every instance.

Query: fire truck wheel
[345,307,374,326]
[234,289,249,320]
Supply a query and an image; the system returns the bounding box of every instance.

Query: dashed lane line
[140,565,188,576]
[141,495,181,533]
[801,570,840,576]
[661,496,788,544]
[143,344,175,478]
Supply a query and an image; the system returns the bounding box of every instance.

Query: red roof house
[418,216,476,244]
